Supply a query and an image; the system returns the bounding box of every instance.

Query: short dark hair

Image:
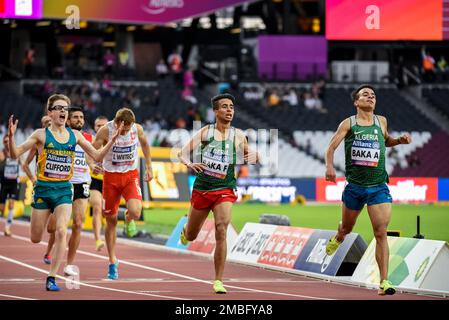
[68,106,84,118]
[211,93,235,110]
[351,84,376,102]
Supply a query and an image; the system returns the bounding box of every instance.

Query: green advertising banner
[351,236,446,291]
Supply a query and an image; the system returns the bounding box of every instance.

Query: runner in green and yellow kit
[324,85,411,296]
[6,94,121,291]
[178,93,260,294]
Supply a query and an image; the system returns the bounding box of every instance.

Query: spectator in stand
[168,49,183,87]
[183,67,195,91]
[437,56,449,81]
[421,46,436,82]
[283,88,299,107]
[103,49,116,77]
[175,117,187,129]
[186,105,196,129]
[152,134,161,147]
[182,87,198,105]
[156,59,169,78]
[23,46,35,78]
[160,137,172,148]
[303,92,317,110]
[267,89,280,108]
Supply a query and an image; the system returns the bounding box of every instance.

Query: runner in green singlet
[6,93,122,291]
[178,93,260,294]
[324,85,411,295]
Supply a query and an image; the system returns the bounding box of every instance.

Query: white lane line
[0,254,189,300]
[0,293,37,300]
[10,233,334,300]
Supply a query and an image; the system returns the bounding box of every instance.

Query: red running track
[0,221,445,301]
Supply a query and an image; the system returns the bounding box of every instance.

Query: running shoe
[95,239,105,251]
[4,226,11,236]
[378,279,396,295]
[64,265,79,277]
[125,219,137,238]
[213,280,227,294]
[180,224,189,246]
[107,261,119,280]
[43,254,52,265]
[325,236,342,255]
[46,277,60,292]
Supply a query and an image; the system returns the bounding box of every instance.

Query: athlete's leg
[44,215,56,258]
[48,204,72,277]
[367,202,392,282]
[6,199,15,228]
[0,202,5,228]
[104,214,118,264]
[90,189,104,243]
[30,208,51,243]
[211,201,233,282]
[66,198,88,265]
[184,206,210,241]
[334,203,362,242]
[125,198,142,221]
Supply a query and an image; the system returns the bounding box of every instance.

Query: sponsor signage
[166,216,238,255]
[44,0,254,24]
[229,223,277,264]
[316,177,439,203]
[257,226,314,269]
[293,230,366,276]
[352,237,449,292]
[236,177,316,202]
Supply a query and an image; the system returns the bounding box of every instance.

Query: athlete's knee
[30,234,42,244]
[72,219,83,232]
[373,226,387,240]
[106,217,117,227]
[55,226,68,240]
[215,223,228,242]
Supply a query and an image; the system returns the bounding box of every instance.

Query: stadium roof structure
[43,0,262,25]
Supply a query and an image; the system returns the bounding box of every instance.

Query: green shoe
[125,220,137,238]
[180,225,189,245]
[378,279,396,295]
[213,280,227,294]
[325,236,342,255]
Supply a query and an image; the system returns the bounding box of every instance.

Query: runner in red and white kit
[63,106,94,276]
[93,107,153,280]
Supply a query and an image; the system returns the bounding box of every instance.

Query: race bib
[351,140,380,167]
[4,159,19,179]
[74,150,88,174]
[202,148,230,179]
[43,152,73,179]
[111,144,137,166]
